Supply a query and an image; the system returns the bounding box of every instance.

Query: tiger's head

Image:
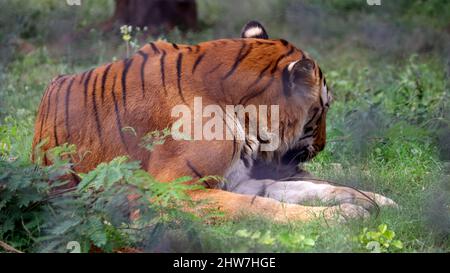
[241,21,332,165]
[280,58,332,164]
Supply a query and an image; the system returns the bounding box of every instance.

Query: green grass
[1,0,449,253]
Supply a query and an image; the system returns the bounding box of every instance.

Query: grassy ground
[0,0,449,252]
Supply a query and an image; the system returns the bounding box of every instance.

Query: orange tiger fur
[32,22,339,222]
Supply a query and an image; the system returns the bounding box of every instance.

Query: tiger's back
[33,37,309,176]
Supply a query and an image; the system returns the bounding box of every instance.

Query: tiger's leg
[145,139,368,222]
[188,189,369,222]
[230,179,397,211]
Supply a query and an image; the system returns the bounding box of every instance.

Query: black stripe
[79,71,86,85]
[286,45,295,55]
[192,53,205,74]
[44,78,65,136]
[312,128,320,137]
[232,135,237,162]
[38,85,52,143]
[91,74,102,139]
[219,81,227,97]
[216,104,238,163]
[298,132,313,141]
[38,85,50,108]
[111,75,127,150]
[282,67,291,96]
[244,62,273,94]
[194,45,200,53]
[310,108,322,126]
[43,80,60,126]
[160,50,167,94]
[54,75,65,82]
[137,50,149,98]
[255,40,277,45]
[176,53,186,103]
[280,122,285,142]
[303,126,313,134]
[270,46,295,74]
[239,77,275,105]
[186,161,203,178]
[303,108,321,129]
[121,58,133,110]
[83,69,94,107]
[64,77,75,139]
[207,63,222,74]
[101,63,113,103]
[53,77,67,146]
[279,39,289,47]
[223,43,252,80]
[172,43,179,50]
[271,55,285,74]
[258,62,274,78]
[298,125,319,141]
[319,92,324,107]
[150,42,160,54]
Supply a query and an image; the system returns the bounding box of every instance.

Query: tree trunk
[110,0,197,34]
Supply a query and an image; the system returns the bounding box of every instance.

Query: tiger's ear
[286,58,317,92]
[283,58,317,96]
[240,21,269,39]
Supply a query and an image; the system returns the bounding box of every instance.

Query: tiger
[32,21,396,222]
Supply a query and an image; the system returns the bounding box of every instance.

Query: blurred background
[0,0,449,252]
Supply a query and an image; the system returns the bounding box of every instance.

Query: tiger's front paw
[324,187,398,211]
[327,203,370,220]
[368,192,398,208]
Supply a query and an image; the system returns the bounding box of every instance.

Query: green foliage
[40,154,207,253]
[78,156,140,192]
[357,224,403,253]
[309,0,368,12]
[308,0,450,28]
[139,128,172,151]
[120,25,148,58]
[0,115,34,160]
[1,143,212,253]
[0,143,82,252]
[234,229,317,252]
[0,158,51,251]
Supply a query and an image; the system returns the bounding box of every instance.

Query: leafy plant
[40,154,208,253]
[234,229,317,252]
[357,224,403,253]
[0,158,51,252]
[0,139,81,252]
[120,24,147,57]
[139,128,172,152]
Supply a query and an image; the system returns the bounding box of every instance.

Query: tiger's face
[239,21,332,166]
[281,60,331,165]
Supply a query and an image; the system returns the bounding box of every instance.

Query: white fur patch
[321,83,328,106]
[287,60,299,72]
[244,27,263,38]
